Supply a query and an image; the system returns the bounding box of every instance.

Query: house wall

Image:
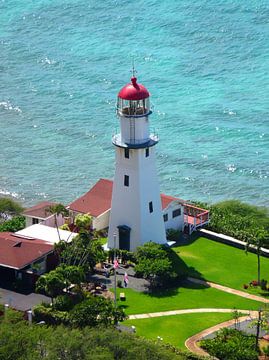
[162,202,184,232]
[93,210,110,231]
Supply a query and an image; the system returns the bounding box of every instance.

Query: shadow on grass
[172,232,201,247]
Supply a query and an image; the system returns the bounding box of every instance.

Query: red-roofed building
[68,179,113,231]
[23,201,65,229]
[67,178,209,234]
[0,232,55,290]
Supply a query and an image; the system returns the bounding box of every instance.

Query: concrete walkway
[188,277,269,304]
[129,308,255,320]
[0,288,50,311]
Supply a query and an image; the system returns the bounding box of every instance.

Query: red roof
[0,232,53,270]
[161,194,184,210]
[68,179,183,217]
[23,201,56,219]
[118,77,150,100]
[68,179,113,217]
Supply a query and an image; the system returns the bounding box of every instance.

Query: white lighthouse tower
[108,74,167,251]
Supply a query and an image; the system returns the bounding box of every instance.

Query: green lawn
[115,285,262,316]
[124,313,234,349]
[172,236,269,292]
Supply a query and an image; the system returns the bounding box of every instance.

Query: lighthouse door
[118,225,131,251]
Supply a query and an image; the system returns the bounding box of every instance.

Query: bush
[33,304,69,326]
[0,216,25,232]
[166,228,180,242]
[200,328,258,360]
[117,280,122,288]
[53,294,75,311]
[260,279,267,291]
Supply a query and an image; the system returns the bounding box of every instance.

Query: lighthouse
[108,74,167,251]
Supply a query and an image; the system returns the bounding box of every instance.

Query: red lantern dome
[118,77,150,101]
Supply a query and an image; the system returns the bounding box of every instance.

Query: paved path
[185,314,256,357]
[0,288,50,311]
[128,308,256,320]
[188,277,269,304]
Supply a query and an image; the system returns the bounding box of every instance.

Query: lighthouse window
[149,201,153,213]
[163,214,168,222]
[172,208,181,218]
[145,148,149,157]
[124,175,129,187]
[124,148,129,159]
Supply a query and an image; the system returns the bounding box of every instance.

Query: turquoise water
[0,0,268,207]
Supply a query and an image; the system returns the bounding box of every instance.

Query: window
[145,148,149,157]
[149,201,153,213]
[172,208,181,218]
[124,148,129,158]
[32,218,39,225]
[163,214,168,222]
[124,175,129,187]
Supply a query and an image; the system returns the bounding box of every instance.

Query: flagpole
[113,232,117,306]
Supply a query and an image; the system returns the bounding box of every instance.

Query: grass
[124,313,234,349]
[115,285,262,316]
[172,236,269,293]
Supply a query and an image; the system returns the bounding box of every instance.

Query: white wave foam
[227,164,237,173]
[0,101,22,113]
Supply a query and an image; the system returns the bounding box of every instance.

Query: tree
[0,198,23,221]
[0,215,25,232]
[246,228,269,284]
[134,242,177,288]
[74,213,92,231]
[69,295,126,328]
[36,270,66,303]
[46,203,69,242]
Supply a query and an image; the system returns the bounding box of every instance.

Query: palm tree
[46,203,69,242]
[247,228,269,284]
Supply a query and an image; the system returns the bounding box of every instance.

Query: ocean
[0,0,268,207]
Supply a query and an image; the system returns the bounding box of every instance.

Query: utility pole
[113,232,117,307]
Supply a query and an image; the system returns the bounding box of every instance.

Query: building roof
[118,77,150,100]
[0,232,53,270]
[16,224,76,244]
[68,179,113,217]
[68,178,184,218]
[161,194,184,210]
[23,201,56,219]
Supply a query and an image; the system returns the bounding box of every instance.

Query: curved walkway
[188,277,269,304]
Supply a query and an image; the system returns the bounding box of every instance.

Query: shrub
[53,294,74,311]
[260,279,267,291]
[33,304,69,326]
[243,284,249,289]
[117,280,122,288]
[166,228,180,242]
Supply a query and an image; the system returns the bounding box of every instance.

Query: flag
[124,272,129,284]
[113,259,119,269]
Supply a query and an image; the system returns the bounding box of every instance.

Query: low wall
[199,228,269,258]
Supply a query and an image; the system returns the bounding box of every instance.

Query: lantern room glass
[117,97,150,116]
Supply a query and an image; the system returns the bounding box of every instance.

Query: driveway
[0,287,50,311]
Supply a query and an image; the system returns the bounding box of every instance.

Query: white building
[107,75,167,251]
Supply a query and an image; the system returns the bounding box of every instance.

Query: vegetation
[0,197,23,221]
[0,312,199,360]
[36,265,85,302]
[125,312,234,350]
[173,236,269,293]
[202,200,269,242]
[0,215,25,232]
[134,242,178,289]
[200,328,258,360]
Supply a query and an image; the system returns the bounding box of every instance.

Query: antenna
[131,57,137,77]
